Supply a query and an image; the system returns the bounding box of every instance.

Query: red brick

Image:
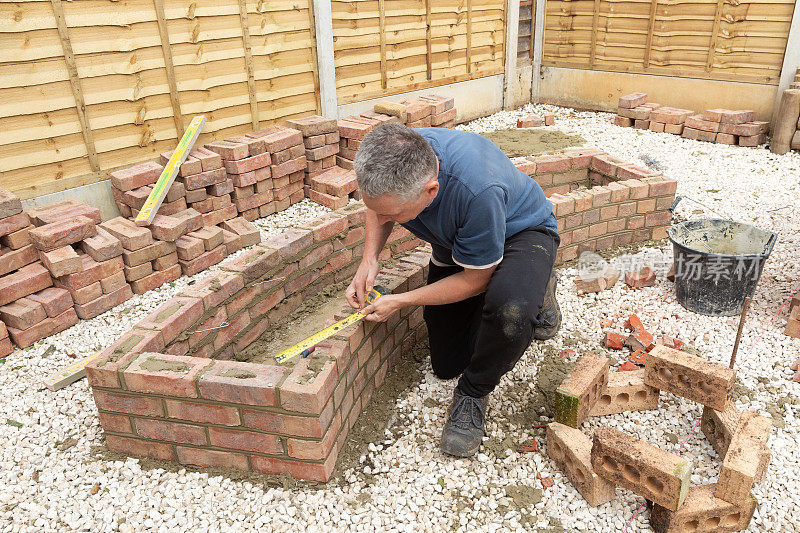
[246,125,304,152]
[222,136,266,157]
[135,418,207,446]
[0,263,52,306]
[179,244,227,276]
[85,328,166,388]
[74,285,132,319]
[208,427,282,454]
[201,204,238,227]
[98,412,132,434]
[223,151,271,174]
[138,296,203,345]
[197,360,286,407]
[204,140,249,161]
[0,213,31,240]
[279,358,338,414]
[27,287,72,317]
[175,446,249,470]
[243,399,334,439]
[604,331,626,349]
[109,161,163,191]
[129,264,181,294]
[149,214,188,242]
[81,228,124,262]
[165,399,241,426]
[0,244,38,277]
[106,435,175,461]
[100,217,153,251]
[93,389,164,416]
[122,353,211,397]
[250,453,336,482]
[739,133,766,147]
[29,216,96,252]
[0,297,46,331]
[619,93,647,108]
[175,235,205,261]
[153,252,179,272]
[624,267,657,288]
[220,217,261,247]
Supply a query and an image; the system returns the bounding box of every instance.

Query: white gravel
[1,108,799,532]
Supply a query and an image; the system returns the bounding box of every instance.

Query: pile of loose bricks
[614,93,769,147]
[548,313,771,532]
[511,147,677,264]
[0,193,116,350]
[336,94,456,171]
[85,201,427,481]
[516,113,556,128]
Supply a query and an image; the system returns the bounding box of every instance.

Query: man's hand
[361,294,404,322]
[346,259,380,308]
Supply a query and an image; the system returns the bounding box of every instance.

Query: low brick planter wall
[512,147,677,264]
[86,203,428,482]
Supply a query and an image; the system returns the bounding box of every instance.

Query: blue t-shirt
[401,128,558,269]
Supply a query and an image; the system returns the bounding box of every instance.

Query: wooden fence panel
[543,0,795,85]
[332,0,506,104]
[0,0,318,199]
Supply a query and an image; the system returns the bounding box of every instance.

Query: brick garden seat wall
[512,148,677,264]
[86,147,677,482]
[86,203,428,482]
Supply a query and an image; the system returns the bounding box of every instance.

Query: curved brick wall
[86,203,428,481]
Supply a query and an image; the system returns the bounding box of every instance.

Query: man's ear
[424,178,439,200]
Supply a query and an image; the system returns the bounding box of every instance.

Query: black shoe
[533,273,561,340]
[441,387,488,457]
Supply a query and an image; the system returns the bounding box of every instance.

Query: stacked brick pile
[100,217,179,294]
[683,109,768,147]
[614,93,769,147]
[0,191,78,348]
[511,148,676,264]
[336,117,383,171]
[216,126,306,221]
[26,200,133,322]
[86,201,426,481]
[285,115,340,185]
[547,345,769,532]
[307,167,359,210]
[374,94,456,129]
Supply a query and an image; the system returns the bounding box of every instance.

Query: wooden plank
[237,0,259,129]
[589,0,602,67]
[467,0,474,73]
[153,0,184,138]
[707,0,726,71]
[643,0,659,68]
[49,0,100,173]
[426,0,433,79]
[530,0,536,61]
[379,0,387,89]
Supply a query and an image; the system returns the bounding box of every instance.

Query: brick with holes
[591,426,692,511]
[589,369,659,416]
[649,483,756,533]
[644,345,735,411]
[554,354,609,428]
[546,422,616,506]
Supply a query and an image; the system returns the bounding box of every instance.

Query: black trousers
[423,226,560,398]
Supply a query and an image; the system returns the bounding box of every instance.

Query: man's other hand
[346,259,380,308]
[361,294,403,322]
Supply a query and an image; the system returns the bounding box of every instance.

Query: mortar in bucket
[667,218,776,316]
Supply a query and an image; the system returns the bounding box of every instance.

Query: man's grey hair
[354,123,438,201]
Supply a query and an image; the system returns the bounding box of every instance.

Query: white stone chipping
[1,106,799,532]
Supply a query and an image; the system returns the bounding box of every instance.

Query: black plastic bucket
[667,219,776,316]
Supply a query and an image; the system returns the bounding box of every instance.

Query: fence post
[771,0,800,127]
[503,0,520,109]
[530,0,545,102]
[313,0,338,118]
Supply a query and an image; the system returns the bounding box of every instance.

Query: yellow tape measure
[273,285,389,364]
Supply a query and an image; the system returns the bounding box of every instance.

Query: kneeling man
[346,123,561,457]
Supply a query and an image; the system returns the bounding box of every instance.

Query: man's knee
[431,361,463,380]
[483,296,536,341]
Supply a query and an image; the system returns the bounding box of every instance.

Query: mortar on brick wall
[86,202,429,482]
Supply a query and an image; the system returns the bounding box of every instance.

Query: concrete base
[505,65,533,110]
[538,66,779,121]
